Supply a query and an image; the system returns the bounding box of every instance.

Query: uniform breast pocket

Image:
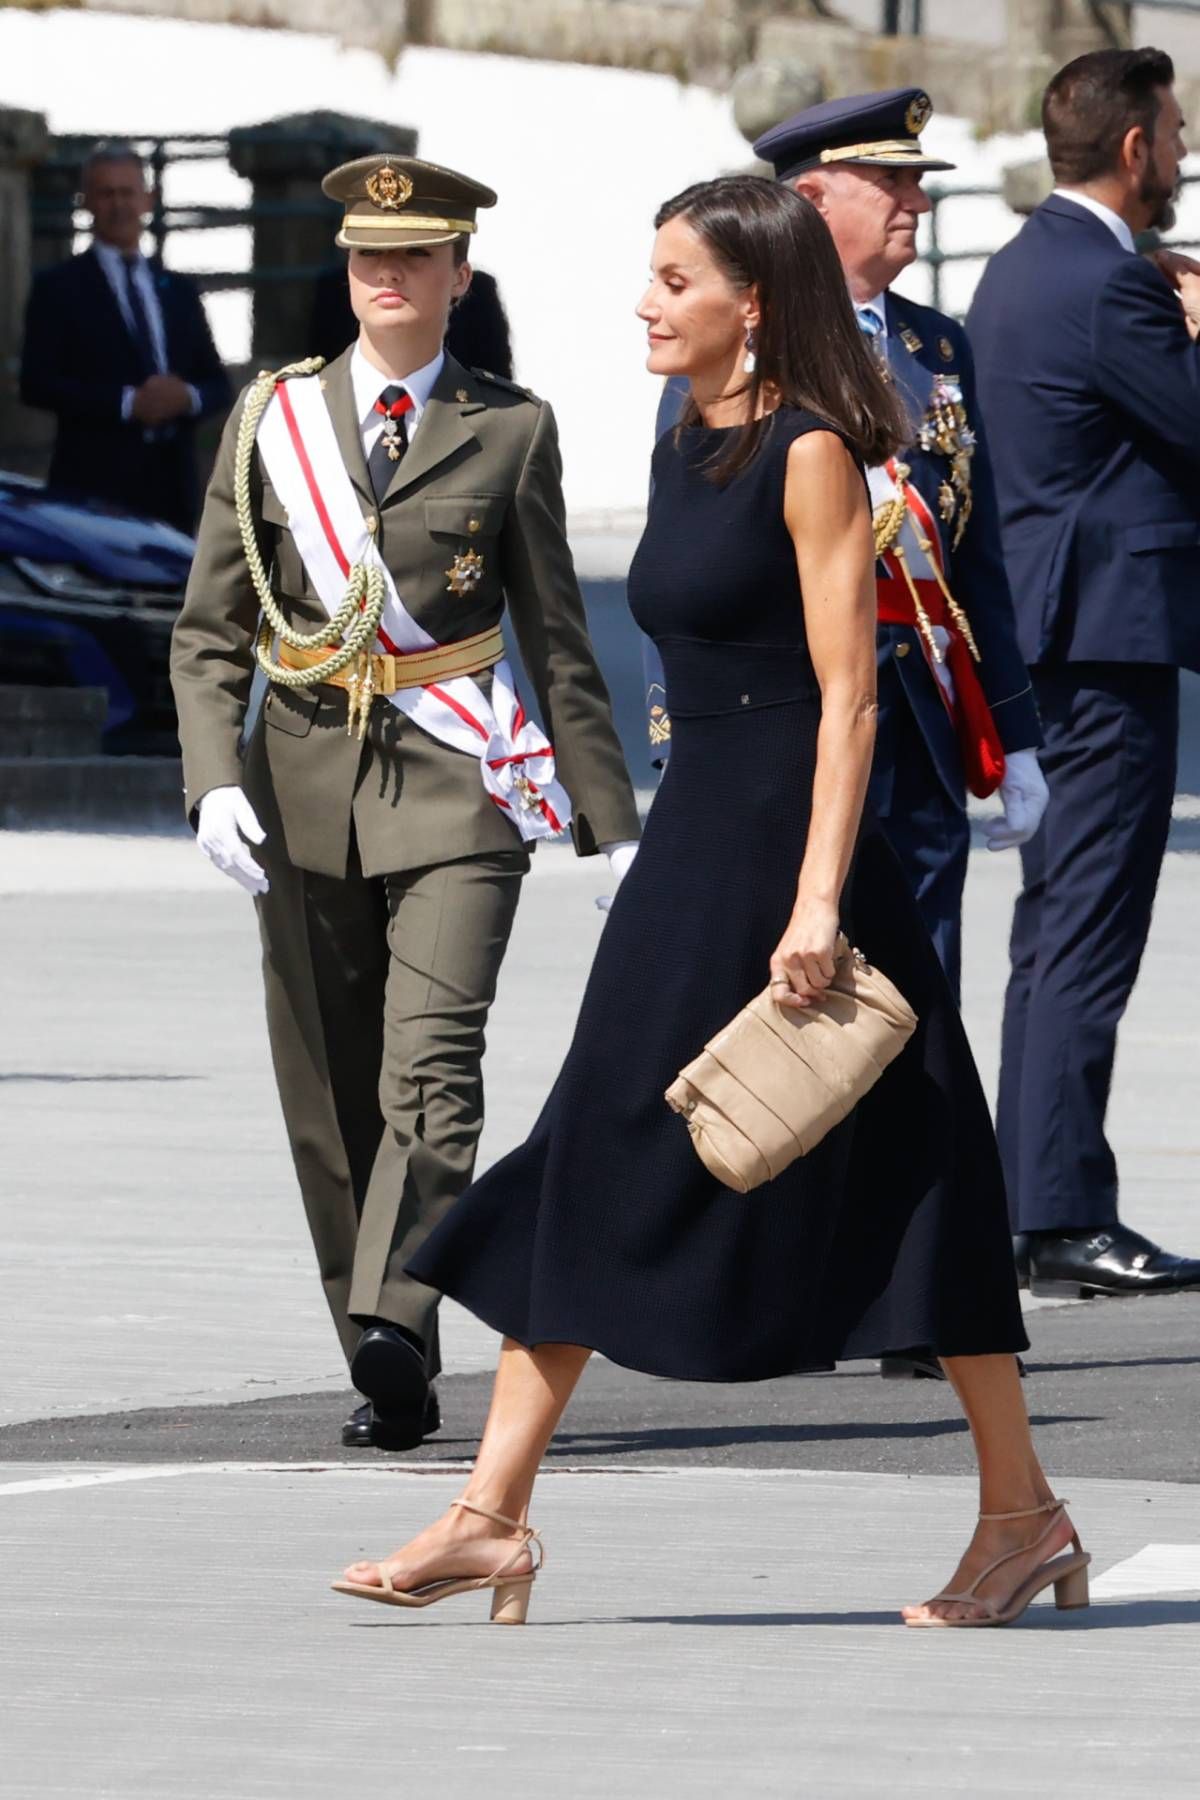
[1124,522,1200,554]
[424,495,508,542]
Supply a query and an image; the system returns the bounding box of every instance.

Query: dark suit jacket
[966,194,1200,671]
[646,296,1040,800]
[20,246,231,533]
[309,264,514,380]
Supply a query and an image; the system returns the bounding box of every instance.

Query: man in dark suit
[967,46,1200,1297]
[20,142,231,534]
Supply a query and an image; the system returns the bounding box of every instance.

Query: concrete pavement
[3,827,1200,1797]
[3,1465,1199,1799]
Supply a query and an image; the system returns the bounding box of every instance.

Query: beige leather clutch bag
[664,936,917,1193]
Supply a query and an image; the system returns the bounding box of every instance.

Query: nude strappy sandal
[331,1498,543,1624]
[904,1497,1090,1628]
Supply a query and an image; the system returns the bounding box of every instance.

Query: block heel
[490,1579,533,1625]
[1054,1562,1090,1610]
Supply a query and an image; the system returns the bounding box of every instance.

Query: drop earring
[743,327,757,375]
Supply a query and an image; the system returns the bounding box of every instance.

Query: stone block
[228,111,419,364]
[0,752,185,829]
[0,685,108,759]
[1002,156,1054,216]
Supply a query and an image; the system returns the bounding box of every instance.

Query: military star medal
[446,548,485,595]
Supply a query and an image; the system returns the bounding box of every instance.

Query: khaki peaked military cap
[323,154,497,250]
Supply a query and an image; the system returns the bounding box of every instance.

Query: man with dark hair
[20,143,230,534]
[967,48,1200,1297]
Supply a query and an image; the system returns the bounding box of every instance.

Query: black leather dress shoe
[350,1323,430,1417]
[1027,1224,1200,1299]
[880,1353,945,1380]
[341,1388,441,1451]
[1013,1233,1031,1290]
[880,1352,1026,1381]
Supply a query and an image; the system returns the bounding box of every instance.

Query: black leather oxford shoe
[880,1352,1026,1381]
[350,1323,430,1416]
[341,1389,441,1451]
[1027,1224,1200,1299]
[1013,1234,1031,1289]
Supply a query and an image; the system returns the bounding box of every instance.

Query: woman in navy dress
[334,178,1088,1629]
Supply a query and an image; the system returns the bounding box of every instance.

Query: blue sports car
[0,474,195,754]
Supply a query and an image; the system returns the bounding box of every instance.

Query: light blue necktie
[855,304,885,348]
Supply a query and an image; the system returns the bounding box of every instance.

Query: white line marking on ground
[1091,1544,1200,1599]
[0,1466,201,1497]
[0,1462,929,1498]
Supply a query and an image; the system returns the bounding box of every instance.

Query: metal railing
[30,133,341,291]
[32,132,1200,316]
[924,171,1200,313]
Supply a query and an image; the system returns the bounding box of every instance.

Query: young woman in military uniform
[170,156,639,1453]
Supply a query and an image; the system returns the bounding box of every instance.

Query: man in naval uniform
[649,90,1048,1006]
[171,156,640,1451]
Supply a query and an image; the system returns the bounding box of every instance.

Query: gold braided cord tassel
[233,358,387,711]
[890,545,942,665]
[911,532,982,664]
[872,493,907,559]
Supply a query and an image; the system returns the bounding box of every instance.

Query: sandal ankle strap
[451,1496,531,1537]
[451,1497,545,1583]
[978,1498,1066,1522]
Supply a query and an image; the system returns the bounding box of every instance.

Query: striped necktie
[855,304,885,355]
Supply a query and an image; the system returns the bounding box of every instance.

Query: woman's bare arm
[768,429,878,1007]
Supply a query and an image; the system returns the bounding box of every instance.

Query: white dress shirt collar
[854,291,889,341]
[351,342,445,440]
[1052,188,1136,254]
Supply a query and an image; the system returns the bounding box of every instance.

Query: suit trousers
[255,834,527,1377]
[996,663,1178,1233]
[869,673,970,1003]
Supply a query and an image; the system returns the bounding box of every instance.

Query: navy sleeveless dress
[408,407,1027,1380]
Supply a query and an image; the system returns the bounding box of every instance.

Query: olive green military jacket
[170,347,639,878]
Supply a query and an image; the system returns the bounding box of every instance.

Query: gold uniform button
[467,517,482,534]
[895,642,911,658]
[366,516,379,534]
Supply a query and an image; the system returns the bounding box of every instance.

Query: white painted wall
[3,7,1200,518]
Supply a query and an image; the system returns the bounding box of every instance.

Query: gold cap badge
[365,164,413,211]
[905,92,933,135]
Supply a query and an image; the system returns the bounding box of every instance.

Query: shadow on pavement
[546,1415,1100,1455]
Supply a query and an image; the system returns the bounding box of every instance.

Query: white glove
[929,625,957,703]
[196,785,270,895]
[984,748,1048,852]
[594,840,638,914]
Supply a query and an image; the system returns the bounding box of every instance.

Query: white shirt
[1051,188,1136,254]
[351,342,445,459]
[92,239,201,423]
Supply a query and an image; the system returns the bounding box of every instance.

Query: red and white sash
[254,374,571,842]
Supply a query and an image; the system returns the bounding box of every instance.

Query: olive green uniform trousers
[256,824,526,1376]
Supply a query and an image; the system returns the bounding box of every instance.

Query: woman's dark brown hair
[655,174,908,484]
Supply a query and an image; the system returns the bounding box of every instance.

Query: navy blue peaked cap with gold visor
[754,87,955,181]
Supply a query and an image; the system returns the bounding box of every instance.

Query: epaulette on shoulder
[256,356,325,385]
[471,368,540,403]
